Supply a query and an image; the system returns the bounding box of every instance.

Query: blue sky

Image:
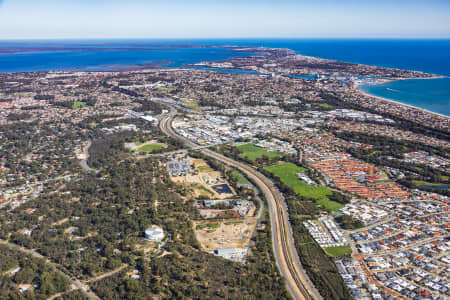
[0,0,449,39]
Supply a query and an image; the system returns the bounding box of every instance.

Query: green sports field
[135,143,164,153]
[237,143,283,161]
[264,162,332,200]
[72,101,87,109]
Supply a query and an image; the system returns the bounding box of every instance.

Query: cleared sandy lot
[193,218,257,251]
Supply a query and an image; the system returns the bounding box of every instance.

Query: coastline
[0,40,448,120]
[354,79,450,119]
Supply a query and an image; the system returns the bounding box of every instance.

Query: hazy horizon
[1,37,450,41]
[0,0,449,39]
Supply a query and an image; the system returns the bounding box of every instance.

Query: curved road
[79,140,99,173]
[159,110,322,300]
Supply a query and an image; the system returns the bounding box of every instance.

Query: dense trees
[132,99,163,114]
[0,245,70,299]
[335,215,364,230]
[48,97,97,109]
[329,191,351,205]
[0,122,289,299]
[333,131,449,159]
[34,94,55,100]
[6,112,32,121]
[91,191,289,300]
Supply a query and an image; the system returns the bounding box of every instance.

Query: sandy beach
[354,78,450,120]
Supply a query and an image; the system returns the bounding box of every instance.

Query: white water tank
[145,227,164,242]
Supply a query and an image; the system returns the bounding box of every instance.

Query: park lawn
[231,171,249,185]
[183,100,200,111]
[72,101,87,109]
[264,162,332,200]
[136,143,165,153]
[157,87,176,93]
[412,180,447,187]
[237,143,283,161]
[318,103,333,109]
[317,198,345,211]
[324,246,352,257]
[412,180,449,191]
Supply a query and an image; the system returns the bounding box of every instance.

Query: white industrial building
[214,247,248,262]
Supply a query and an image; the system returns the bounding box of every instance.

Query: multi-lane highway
[159,110,322,300]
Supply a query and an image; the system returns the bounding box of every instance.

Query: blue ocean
[0,39,449,115]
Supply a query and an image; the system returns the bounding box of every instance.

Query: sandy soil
[193,218,257,251]
[51,218,69,226]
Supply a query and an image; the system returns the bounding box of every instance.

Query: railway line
[159,110,322,300]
